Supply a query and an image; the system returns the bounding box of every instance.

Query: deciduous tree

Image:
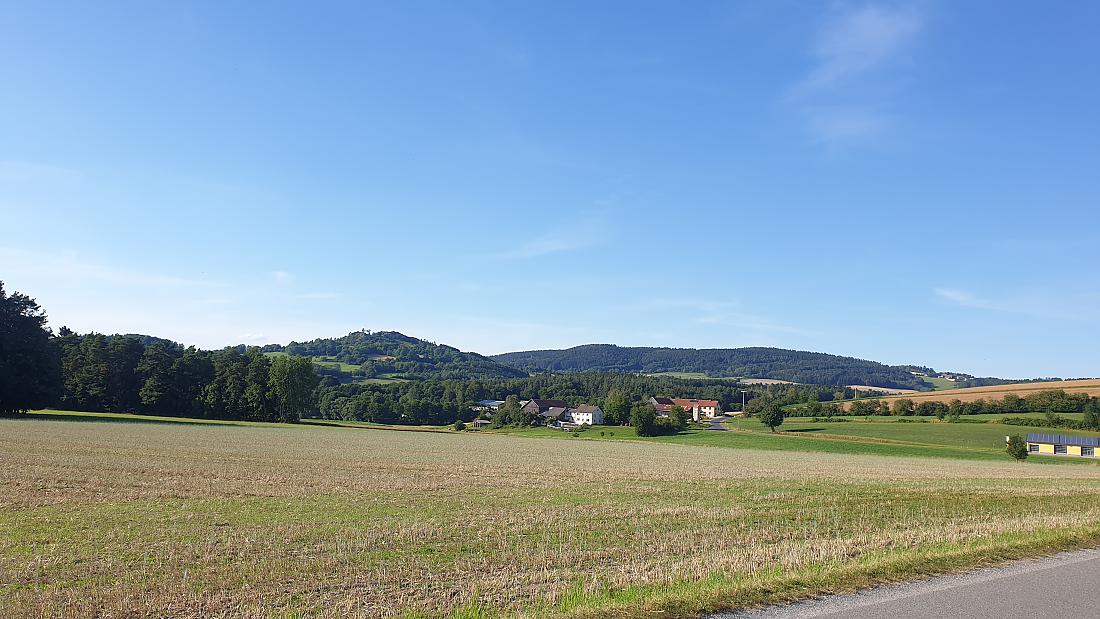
[268,355,319,423]
[630,402,658,437]
[758,403,785,432]
[603,389,630,425]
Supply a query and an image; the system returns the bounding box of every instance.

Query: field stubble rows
[3,419,1100,618]
[850,378,1100,406]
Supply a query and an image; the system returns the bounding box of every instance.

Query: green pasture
[922,376,960,390]
[491,417,1100,464]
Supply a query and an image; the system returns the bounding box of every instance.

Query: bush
[631,402,688,437]
[891,399,914,416]
[915,401,948,418]
[452,420,466,431]
[1006,434,1028,462]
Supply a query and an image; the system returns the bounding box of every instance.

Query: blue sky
[2,1,1098,378]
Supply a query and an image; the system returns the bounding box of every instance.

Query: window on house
[1054,444,1067,454]
[1028,443,1039,452]
[1083,447,1095,457]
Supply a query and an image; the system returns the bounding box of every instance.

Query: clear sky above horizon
[3,1,1098,378]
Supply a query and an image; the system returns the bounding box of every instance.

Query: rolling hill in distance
[263,330,528,381]
[260,333,1064,390]
[86,328,1078,391]
[491,344,933,390]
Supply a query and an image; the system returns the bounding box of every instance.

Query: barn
[1025,433,1099,458]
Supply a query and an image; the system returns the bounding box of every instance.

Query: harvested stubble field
[3,419,1100,618]
[842,378,1100,407]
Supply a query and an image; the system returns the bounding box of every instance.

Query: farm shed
[1025,433,1099,458]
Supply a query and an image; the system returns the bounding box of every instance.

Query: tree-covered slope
[492,344,929,390]
[267,330,528,380]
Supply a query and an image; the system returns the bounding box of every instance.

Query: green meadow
[490,416,1100,465]
[922,376,960,390]
[263,351,407,383]
[645,371,719,379]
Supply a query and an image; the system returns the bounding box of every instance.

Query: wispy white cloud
[237,332,269,343]
[934,288,1084,320]
[398,315,592,356]
[789,4,925,145]
[796,5,924,96]
[805,106,891,144]
[0,247,223,289]
[271,270,296,284]
[497,211,608,259]
[934,288,985,308]
[649,299,812,335]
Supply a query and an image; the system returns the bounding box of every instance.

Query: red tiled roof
[671,398,719,408]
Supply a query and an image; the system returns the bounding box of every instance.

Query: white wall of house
[570,409,604,425]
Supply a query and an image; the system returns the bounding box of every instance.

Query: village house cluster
[472,396,723,429]
[648,397,721,421]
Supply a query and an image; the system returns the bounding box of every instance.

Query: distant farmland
[846,384,920,395]
[264,351,406,384]
[844,379,1100,407]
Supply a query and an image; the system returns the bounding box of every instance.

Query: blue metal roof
[1027,433,1100,447]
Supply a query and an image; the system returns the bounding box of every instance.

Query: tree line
[786,390,1100,429]
[311,372,842,426]
[0,278,912,427]
[0,281,319,421]
[11,279,1092,432]
[54,332,319,422]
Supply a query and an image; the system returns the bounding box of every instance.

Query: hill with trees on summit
[267,330,528,381]
[492,344,930,390]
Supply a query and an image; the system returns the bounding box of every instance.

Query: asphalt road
[713,548,1100,618]
[707,415,730,431]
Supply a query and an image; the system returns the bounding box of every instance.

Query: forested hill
[266,330,528,380]
[492,344,929,390]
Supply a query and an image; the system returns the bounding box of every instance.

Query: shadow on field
[299,419,454,434]
[785,427,828,433]
[14,412,250,428]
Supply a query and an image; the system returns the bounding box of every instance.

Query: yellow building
[1025,433,1099,458]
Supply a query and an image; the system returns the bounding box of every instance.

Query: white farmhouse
[541,404,605,428]
[570,404,604,426]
